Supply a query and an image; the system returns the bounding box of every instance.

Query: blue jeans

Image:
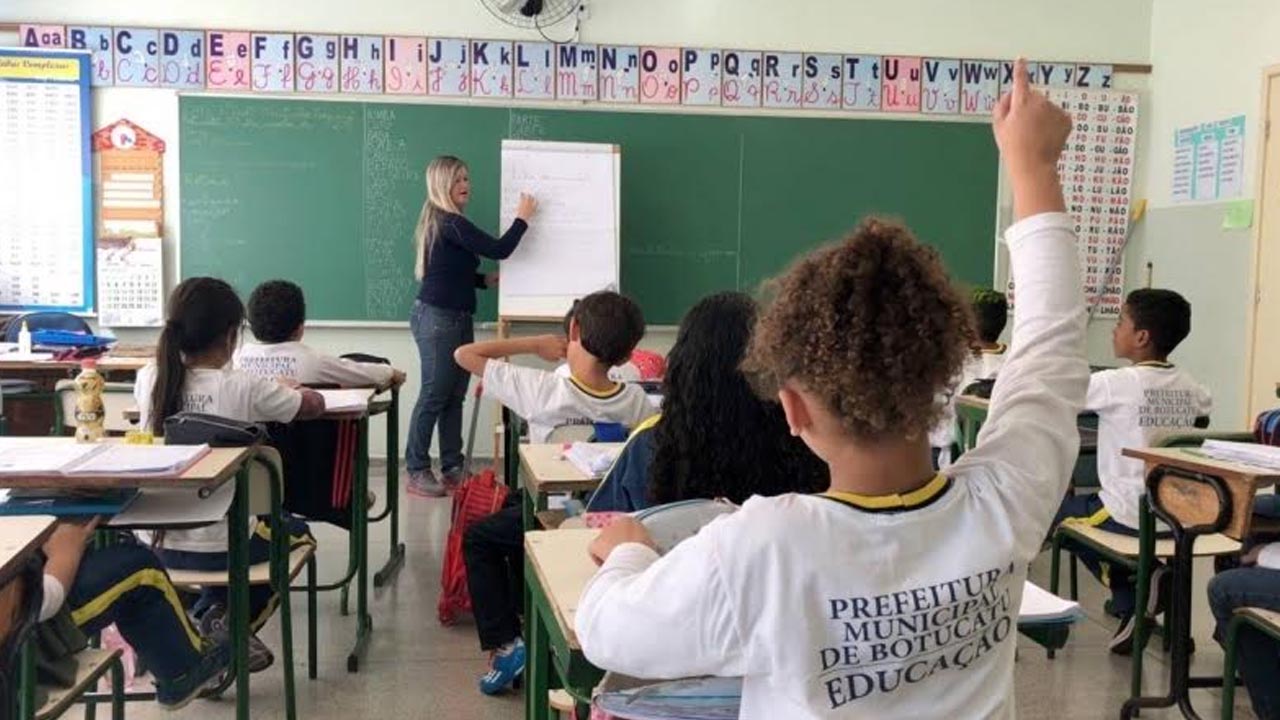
[68,538,204,684]
[1209,567,1280,719]
[405,301,474,475]
[157,518,312,630]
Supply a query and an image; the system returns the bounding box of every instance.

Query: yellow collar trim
[569,374,624,399]
[981,343,1007,355]
[823,474,950,511]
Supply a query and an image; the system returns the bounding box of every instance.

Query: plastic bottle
[74,359,105,443]
[16,320,31,354]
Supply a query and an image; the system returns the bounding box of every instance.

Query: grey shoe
[199,605,274,673]
[407,469,447,498]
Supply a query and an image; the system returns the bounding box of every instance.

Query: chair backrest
[546,424,595,443]
[54,380,137,435]
[246,446,285,518]
[264,421,354,528]
[2,312,92,342]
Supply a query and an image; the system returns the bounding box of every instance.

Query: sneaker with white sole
[199,605,274,673]
[407,469,447,498]
[155,639,232,710]
[479,638,526,695]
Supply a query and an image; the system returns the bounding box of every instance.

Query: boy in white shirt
[929,288,1010,468]
[1051,287,1212,653]
[236,280,407,389]
[576,60,1085,719]
[452,290,657,695]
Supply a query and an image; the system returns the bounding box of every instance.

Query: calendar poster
[0,48,94,313]
[97,236,163,327]
[1007,89,1138,318]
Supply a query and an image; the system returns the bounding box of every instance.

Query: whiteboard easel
[497,139,621,321]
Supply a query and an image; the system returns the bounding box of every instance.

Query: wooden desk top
[123,393,389,424]
[0,515,56,581]
[525,528,600,650]
[1123,447,1280,484]
[1124,446,1280,539]
[0,439,253,491]
[519,443,623,495]
[0,355,150,373]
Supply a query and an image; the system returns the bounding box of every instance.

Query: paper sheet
[318,388,376,413]
[499,141,619,299]
[1018,581,1085,624]
[64,443,209,476]
[0,442,104,475]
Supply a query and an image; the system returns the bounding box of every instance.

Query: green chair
[1220,606,1280,720]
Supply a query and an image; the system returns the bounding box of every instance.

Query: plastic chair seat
[168,545,316,588]
[35,647,122,720]
[1058,523,1242,559]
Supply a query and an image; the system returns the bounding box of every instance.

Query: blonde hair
[413,155,468,280]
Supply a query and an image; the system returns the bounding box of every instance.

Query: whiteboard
[0,47,95,314]
[498,140,620,319]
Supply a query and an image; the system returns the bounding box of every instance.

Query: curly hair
[742,218,975,440]
[649,292,829,506]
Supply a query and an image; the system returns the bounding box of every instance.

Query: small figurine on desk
[74,358,105,442]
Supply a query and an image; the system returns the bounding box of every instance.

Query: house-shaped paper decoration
[92,118,165,233]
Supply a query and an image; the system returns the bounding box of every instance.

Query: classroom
[2,0,1280,718]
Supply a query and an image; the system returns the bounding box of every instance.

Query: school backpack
[1254,408,1280,446]
[437,468,509,625]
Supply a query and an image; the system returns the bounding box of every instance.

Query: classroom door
[1248,70,1280,420]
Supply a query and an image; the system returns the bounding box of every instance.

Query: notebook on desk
[0,440,210,478]
[0,488,139,517]
[318,388,376,413]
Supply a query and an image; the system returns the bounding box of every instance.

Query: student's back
[235,280,400,388]
[575,69,1085,718]
[589,292,827,513]
[1088,291,1212,528]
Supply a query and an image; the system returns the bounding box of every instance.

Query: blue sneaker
[479,639,526,695]
[155,640,232,710]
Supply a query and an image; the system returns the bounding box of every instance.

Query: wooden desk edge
[1123,447,1280,484]
[525,530,598,651]
[0,445,255,491]
[0,516,58,582]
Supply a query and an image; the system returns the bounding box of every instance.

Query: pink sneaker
[407,470,446,498]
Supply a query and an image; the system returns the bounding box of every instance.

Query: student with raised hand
[587,291,827,513]
[574,59,1085,718]
[135,277,325,674]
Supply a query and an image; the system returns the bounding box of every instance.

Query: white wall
[1,1,1155,458]
[1115,0,1280,427]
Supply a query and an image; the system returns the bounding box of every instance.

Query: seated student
[135,277,325,673]
[575,61,1086,718]
[1051,287,1212,654]
[39,519,228,709]
[929,288,1012,468]
[588,291,827,513]
[236,280,407,389]
[1209,545,1280,720]
[452,290,656,695]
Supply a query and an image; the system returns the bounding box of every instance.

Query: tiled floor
[76,463,1259,719]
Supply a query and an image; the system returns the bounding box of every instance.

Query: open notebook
[318,388,376,413]
[0,441,210,478]
[563,442,624,479]
[1199,439,1280,471]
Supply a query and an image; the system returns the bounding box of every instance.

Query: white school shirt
[235,341,395,387]
[575,212,1088,720]
[484,362,656,443]
[1088,363,1213,529]
[553,362,642,383]
[134,364,303,553]
[928,346,1006,462]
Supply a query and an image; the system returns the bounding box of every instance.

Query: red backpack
[437,468,509,625]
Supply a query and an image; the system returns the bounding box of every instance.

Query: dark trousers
[1210,567,1280,720]
[68,539,204,684]
[406,301,474,475]
[1052,493,1150,616]
[157,517,312,631]
[463,491,524,651]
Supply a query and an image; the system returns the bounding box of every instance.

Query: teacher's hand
[516,193,538,222]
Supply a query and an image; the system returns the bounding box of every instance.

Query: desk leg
[524,556,552,720]
[228,467,252,720]
[374,390,405,588]
[1130,497,1155,701]
[347,417,373,673]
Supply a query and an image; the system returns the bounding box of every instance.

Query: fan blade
[520,0,545,17]
[496,0,523,11]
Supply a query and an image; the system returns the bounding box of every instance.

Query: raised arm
[453,334,566,378]
[951,59,1088,559]
[444,194,537,260]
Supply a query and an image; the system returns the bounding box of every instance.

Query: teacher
[405,155,537,498]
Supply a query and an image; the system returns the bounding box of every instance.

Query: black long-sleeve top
[416,213,528,314]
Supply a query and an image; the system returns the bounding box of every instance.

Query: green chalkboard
[180,97,998,324]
